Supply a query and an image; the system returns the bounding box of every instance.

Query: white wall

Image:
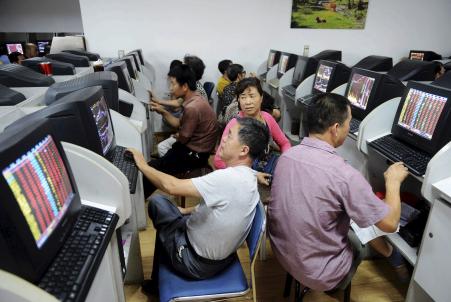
[79,0,451,95]
[0,0,84,33]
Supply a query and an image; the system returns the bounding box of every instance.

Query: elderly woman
[214,77,291,169]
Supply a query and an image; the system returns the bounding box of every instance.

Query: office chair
[158,201,266,302]
[203,82,215,102]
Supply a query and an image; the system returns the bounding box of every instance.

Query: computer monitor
[8,86,116,159]
[267,50,281,70]
[431,70,451,90]
[62,50,100,61]
[117,57,138,80]
[312,60,351,94]
[127,49,144,65]
[0,84,26,105]
[105,61,134,94]
[277,52,298,78]
[387,60,438,81]
[5,42,24,55]
[22,57,76,76]
[45,52,90,67]
[311,50,342,61]
[409,50,442,61]
[37,41,51,54]
[392,81,451,155]
[126,53,141,72]
[292,56,320,86]
[353,55,393,72]
[0,64,55,87]
[345,68,405,120]
[44,71,119,112]
[0,120,81,283]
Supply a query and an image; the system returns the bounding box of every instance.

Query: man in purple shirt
[268,93,408,291]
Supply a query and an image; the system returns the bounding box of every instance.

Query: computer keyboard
[349,118,361,134]
[107,146,139,193]
[268,78,280,89]
[297,93,316,106]
[38,206,118,302]
[282,85,296,98]
[369,135,431,176]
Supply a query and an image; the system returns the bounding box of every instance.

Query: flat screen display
[346,73,376,110]
[397,88,447,140]
[6,43,24,55]
[278,54,290,74]
[267,52,276,69]
[37,41,49,53]
[90,96,114,155]
[2,135,74,249]
[313,64,333,93]
[410,52,425,61]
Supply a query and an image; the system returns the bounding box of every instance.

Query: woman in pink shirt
[214,77,291,169]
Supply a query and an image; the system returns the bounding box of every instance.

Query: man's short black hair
[167,64,197,91]
[8,51,23,63]
[307,93,350,135]
[184,55,205,81]
[236,117,270,161]
[226,64,244,82]
[218,59,232,74]
[235,77,263,99]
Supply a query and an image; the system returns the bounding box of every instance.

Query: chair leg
[294,281,309,302]
[259,229,267,260]
[283,273,293,297]
[343,282,351,302]
[294,280,300,302]
[259,204,268,260]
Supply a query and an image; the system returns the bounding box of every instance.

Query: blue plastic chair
[159,201,266,302]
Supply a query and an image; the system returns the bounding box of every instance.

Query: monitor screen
[278,54,290,74]
[2,135,74,249]
[122,66,134,93]
[410,52,425,61]
[37,41,50,53]
[267,52,276,69]
[90,96,114,155]
[346,73,376,110]
[6,43,24,55]
[397,88,447,140]
[293,57,308,84]
[313,64,333,93]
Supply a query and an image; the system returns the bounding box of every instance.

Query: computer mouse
[124,150,134,160]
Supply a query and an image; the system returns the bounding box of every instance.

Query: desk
[355,95,451,301]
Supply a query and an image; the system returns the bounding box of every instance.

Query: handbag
[252,152,280,175]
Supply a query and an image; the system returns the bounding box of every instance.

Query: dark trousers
[148,194,235,281]
[144,142,210,198]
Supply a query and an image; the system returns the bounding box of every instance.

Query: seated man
[147,64,218,197]
[268,93,408,292]
[216,59,232,96]
[220,63,245,115]
[127,117,270,294]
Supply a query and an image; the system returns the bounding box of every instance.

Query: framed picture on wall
[291,0,369,29]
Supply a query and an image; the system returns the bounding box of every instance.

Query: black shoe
[141,279,159,296]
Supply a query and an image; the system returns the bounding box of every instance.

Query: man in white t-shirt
[127,117,270,296]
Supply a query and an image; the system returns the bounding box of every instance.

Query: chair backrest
[203,81,215,100]
[246,201,266,261]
